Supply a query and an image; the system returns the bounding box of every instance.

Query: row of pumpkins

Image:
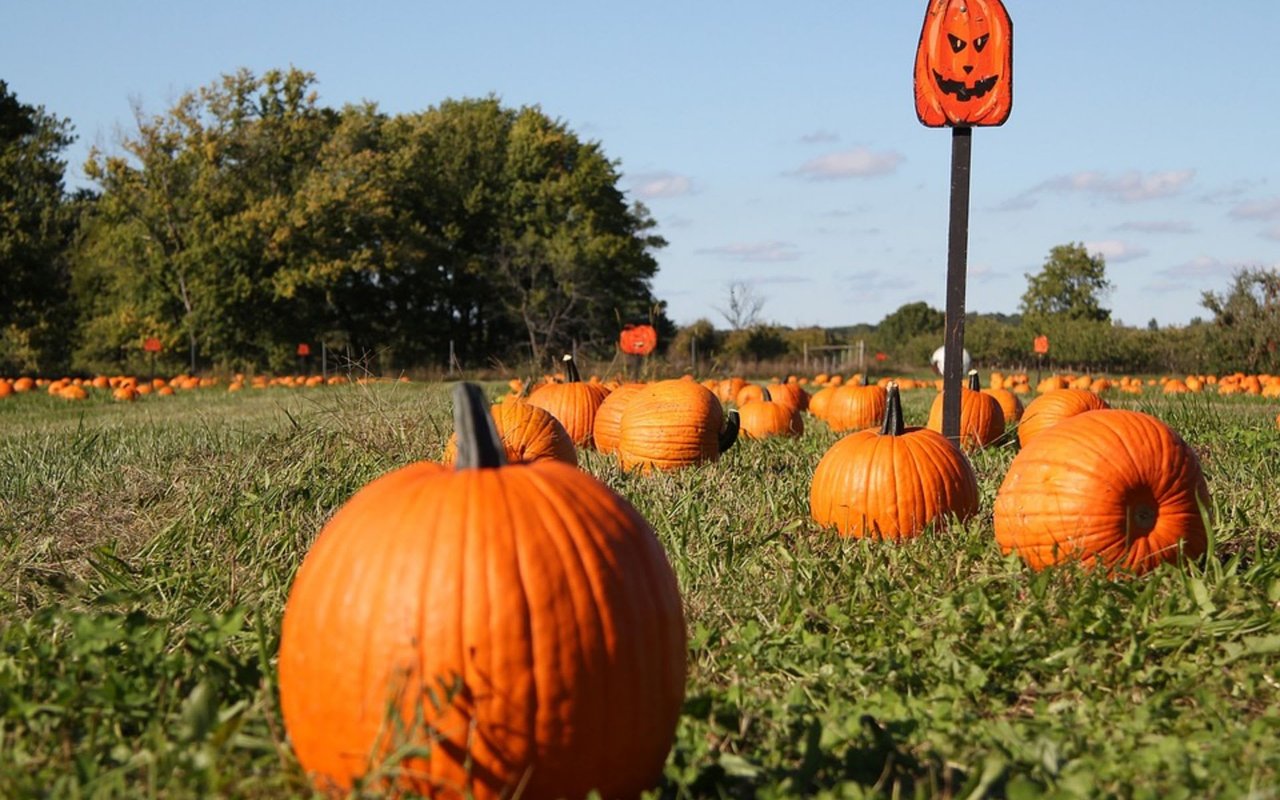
[277,356,1213,798]
[0,372,397,400]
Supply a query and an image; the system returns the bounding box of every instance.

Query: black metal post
[942,126,972,445]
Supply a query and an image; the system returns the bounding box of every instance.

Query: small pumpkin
[826,382,888,432]
[1018,388,1109,449]
[618,379,739,472]
[983,385,1024,424]
[738,387,805,440]
[994,409,1210,575]
[914,0,1013,127]
[926,370,1005,450]
[279,383,686,798]
[810,382,979,539]
[527,355,609,449]
[442,399,577,467]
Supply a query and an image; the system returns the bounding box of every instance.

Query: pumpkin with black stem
[279,383,686,799]
[527,354,609,449]
[914,0,1013,127]
[618,379,739,472]
[1018,388,1109,449]
[738,387,804,440]
[811,382,979,539]
[994,409,1210,575]
[442,399,577,467]
[926,370,1005,450]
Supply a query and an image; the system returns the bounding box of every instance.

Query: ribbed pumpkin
[1018,388,1109,449]
[926,371,1005,450]
[994,409,1210,575]
[807,385,838,421]
[827,383,887,432]
[618,379,739,472]
[765,382,809,414]
[716,377,746,405]
[810,382,979,539]
[592,382,647,456]
[442,400,577,467]
[527,355,609,449]
[738,387,804,440]
[279,383,686,799]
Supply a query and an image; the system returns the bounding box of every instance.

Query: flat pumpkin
[994,409,1210,575]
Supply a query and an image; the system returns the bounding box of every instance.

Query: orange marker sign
[619,324,658,356]
[914,0,1013,127]
[1034,335,1050,355]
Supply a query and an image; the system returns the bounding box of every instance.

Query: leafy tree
[876,301,944,347]
[1020,243,1112,322]
[0,81,77,373]
[1200,267,1280,372]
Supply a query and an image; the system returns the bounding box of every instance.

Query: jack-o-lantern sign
[914,0,1013,127]
[620,324,658,356]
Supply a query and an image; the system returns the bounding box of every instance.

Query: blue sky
[4,1,1278,330]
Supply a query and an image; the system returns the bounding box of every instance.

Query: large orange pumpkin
[827,383,887,432]
[279,383,686,798]
[618,379,739,472]
[914,0,1013,127]
[591,382,647,455]
[994,409,1210,575]
[810,382,979,539]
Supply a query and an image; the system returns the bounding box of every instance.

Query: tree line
[3,72,1278,378]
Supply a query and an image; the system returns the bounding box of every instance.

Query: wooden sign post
[619,324,657,379]
[914,0,1012,444]
[143,337,163,381]
[1034,334,1049,386]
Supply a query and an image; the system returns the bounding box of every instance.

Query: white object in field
[930,345,971,376]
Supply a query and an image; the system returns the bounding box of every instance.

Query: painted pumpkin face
[914,0,1013,127]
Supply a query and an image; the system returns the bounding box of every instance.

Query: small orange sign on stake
[297,343,312,357]
[143,337,163,353]
[619,324,657,356]
[1034,335,1050,355]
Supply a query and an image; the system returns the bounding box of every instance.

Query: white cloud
[1001,169,1196,209]
[1085,239,1150,263]
[791,147,904,180]
[1263,224,1280,242]
[629,172,694,199]
[1157,255,1248,281]
[697,241,801,262]
[1229,197,1280,221]
[753,274,814,286]
[1113,220,1196,234]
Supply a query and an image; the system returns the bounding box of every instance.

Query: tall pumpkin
[994,409,1210,575]
[926,370,1005,450]
[811,382,979,539]
[279,383,686,799]
[914,0,1013,127]
[527,355,609,449]
[618,379,739,472]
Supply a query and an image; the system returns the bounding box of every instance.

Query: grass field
[2,381,1279,799]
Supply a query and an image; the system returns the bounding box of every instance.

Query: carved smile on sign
[914,0,1013,127]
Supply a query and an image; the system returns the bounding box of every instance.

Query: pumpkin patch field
[1,377,1279,798]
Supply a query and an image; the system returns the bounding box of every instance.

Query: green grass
[2,383,1279,798]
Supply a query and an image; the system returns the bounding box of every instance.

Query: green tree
[0,81,77,373]
[876,301,944,346]
[1020,243,1112,322]
[1200,267,1280,372]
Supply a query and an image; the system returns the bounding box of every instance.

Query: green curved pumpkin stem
[967,369,980,391]
[719,409,740,453]
[452,382,507,469]
[880,382,905,436]
[562,354,581,383]
[760,386,772,403]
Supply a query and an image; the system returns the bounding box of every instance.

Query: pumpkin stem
[561,354,581,383]
[967,370,980,391]
[761,386,772,403]
[452,382,507,469]
[880,382,905,436]
[719,409,740,453]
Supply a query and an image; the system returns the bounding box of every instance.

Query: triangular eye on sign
[914,0,1013,127]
